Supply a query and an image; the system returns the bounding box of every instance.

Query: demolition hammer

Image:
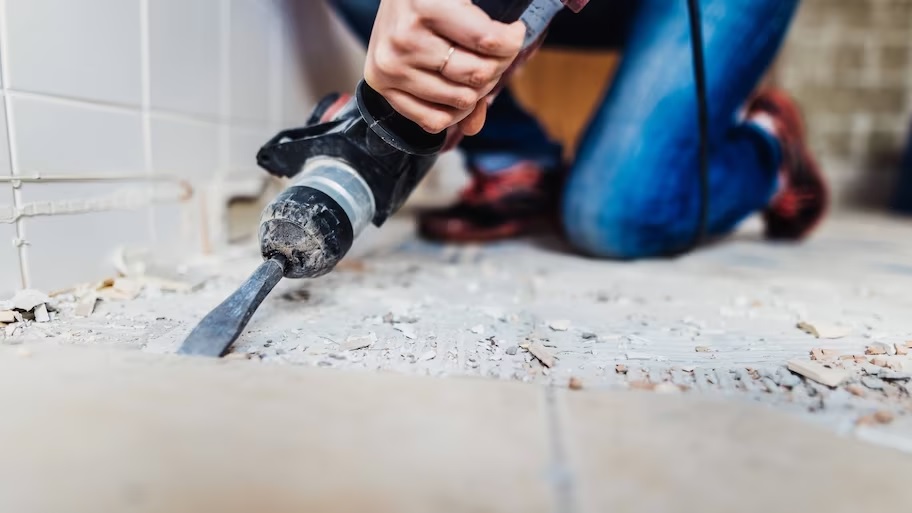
[179,0,711,357]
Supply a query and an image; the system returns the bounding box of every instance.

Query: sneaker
[748,88,829,240]
[418,161,561,243]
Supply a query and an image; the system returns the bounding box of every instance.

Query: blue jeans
[327,0,796,258]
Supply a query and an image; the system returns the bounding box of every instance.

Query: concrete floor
[8,213,912,451]
[3,344,912,513]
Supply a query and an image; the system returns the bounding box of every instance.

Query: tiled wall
[0,0,364,295]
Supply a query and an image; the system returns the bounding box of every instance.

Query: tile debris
[9,289,51,312]
[33,304,50,323]
[74,294,99,318]
[797,321,850,339]
[393,323,417,340]
[525,341,554,368]
[810,348,840,361]
[548,320,571,332]
[342,333,377,351]
[865,342,893,356]
[787,359,850,387]
[568,377,583,390]
[469,324,485,335]
[856,410,895,426]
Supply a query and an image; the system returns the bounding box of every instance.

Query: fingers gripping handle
[360,0,537,155]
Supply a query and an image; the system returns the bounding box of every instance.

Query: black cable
[685,0,711,252]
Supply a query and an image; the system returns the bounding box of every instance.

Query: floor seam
[543,385,578,513]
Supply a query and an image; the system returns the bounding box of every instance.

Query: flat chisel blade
[178,256,286,357]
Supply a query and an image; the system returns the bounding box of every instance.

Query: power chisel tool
[179,0,590,357]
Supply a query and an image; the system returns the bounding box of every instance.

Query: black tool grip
[360,0,534,155]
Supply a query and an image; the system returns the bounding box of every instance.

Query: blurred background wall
[0,0,909,295]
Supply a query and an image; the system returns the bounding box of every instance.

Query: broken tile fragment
[33,303,50,323]
[845,384,867,397]
[568,377,583,390]
[548,320,571,332]
[98,278,143,301]
[134,262,209,293]
[615,364,628,374]
[787,359,850,387]
[694,346,712,353]
[865,342,893,356]
[393,323,417,340]
[505,346,518,356]
[581,332,597,340]
[896,343,909,356]
[797,321,850,339]
[5,322,19,336]
[810,348,840,361]
[861,376,885,390]
[342,333,377,351]
[469,324,485,335]
[0,310,15,323]
[419,350,437,362]
[526,342,554,368]
[74,294,98,318]
[11,289,50,312]
[856,410,895,426]
[625,351,656,361]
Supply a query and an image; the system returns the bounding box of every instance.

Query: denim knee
[561,186,689,260]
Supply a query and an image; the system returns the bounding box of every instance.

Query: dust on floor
[5,214,912,451]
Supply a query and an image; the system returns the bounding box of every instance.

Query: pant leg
[326,0,564,173]
[562,0,798,259]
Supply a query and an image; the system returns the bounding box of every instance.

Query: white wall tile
[10,96,145,177]
[5,0,142,106]
[18,183,152,291]
[228,126,273,180]
[150,116,219,184]
[229,0,273,124]
[149,0,222,118]
[0,98,21,294]
[152,200,205,261]
[0,100,12,176]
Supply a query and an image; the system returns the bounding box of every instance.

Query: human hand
[363,0,526,136]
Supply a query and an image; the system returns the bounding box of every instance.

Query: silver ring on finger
[438,46,457,74]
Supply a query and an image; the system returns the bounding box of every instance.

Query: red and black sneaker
[418,161,561,243]
[748,88,829,240]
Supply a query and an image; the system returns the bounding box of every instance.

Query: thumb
[459,101,488,136]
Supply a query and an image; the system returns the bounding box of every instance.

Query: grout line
[210,0,233,252]
[267,0,284,131]
[2,88,229,125]
[543,386,579,513]
[139,0,156,245]
[0,0,29,289]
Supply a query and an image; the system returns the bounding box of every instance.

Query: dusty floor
[8,213,912,451]
[4,344,912,513]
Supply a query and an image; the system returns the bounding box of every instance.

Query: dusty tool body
[179,0,588,357]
